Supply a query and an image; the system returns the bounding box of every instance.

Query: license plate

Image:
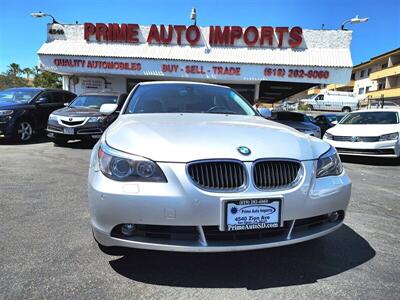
[224,198,282,231]
[63,127,74,135]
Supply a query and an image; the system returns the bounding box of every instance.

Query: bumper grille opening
[111,225,199,241]
[253,160,301,189]
[60,120,85,126]
[187,161,246,191]
[336,148,395,155]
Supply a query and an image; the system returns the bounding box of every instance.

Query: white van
[301,91,359,112]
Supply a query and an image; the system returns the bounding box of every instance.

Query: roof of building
[38,26,353,68]
[352,47,400,70]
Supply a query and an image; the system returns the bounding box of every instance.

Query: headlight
[98,144,167,182]
[0,110,13,116]
[323,132,333,140]
[316,146,343,178]
[88,116,106,123]
[48,114,58,121]
[379,132,399,141]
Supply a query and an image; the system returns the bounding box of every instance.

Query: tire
[13,119,34,142]
[342,107,351,112]
[306,105,314,111]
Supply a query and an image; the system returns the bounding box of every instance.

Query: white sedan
[323,109,400,158]
[88,81,351,253]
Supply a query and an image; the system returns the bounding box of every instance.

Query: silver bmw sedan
[88,81,351,253]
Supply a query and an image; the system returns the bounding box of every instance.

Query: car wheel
[13,120,34,142]
[342,107,351,112]
[306,105,314,111]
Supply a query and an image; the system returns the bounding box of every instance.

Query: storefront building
[38,22,353,103]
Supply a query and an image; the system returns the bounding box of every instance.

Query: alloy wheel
[17,122,33,141]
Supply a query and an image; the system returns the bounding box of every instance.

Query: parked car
[301,91,358,112]
[0,87,76,142]
[270,111,321,138]
[89,81,351,253]
[323,109,400,158]
[47,91,127,145]
[314,113,345,135]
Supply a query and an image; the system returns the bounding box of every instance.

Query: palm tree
[23,67,33,80]
[6,63,22,77]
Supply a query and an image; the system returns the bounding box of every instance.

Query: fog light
[121,224,135,236]
[328,211,339,222]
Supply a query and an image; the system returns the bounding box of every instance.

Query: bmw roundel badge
[237,146,251,156]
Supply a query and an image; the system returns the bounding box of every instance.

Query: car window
[38,92,56,103]
[69,95,118,109]
[0,88,40,104]
[52,92,75,103]
[271,112,306,122]
[124,84,256,116]
[340,111,399,124]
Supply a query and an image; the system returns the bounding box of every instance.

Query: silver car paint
[88,81,351,252]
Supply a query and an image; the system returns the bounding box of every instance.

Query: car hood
[53,107,102,117]
[0,101,28,110]
[105,114,330,162]
[327,124,399,136]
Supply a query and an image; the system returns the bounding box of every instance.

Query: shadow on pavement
[340,155,400,166]
[0,136,50,145]
[108,225,375,290]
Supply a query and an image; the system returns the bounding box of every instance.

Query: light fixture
[190,8,197,26]
[341,15,368,30]
[30,11,59,24]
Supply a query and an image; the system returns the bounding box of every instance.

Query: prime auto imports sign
[83,23,303,48]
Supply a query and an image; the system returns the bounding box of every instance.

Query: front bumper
[324,138,400,158]
[88,158,352,252]
[47,124,104,140]
[0,117,16,138]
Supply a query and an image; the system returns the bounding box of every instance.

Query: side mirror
[64,102,69,107]
[36,97,48,104]
[257,108,272,119]
[331,120,338,125]
[100,103,118,115]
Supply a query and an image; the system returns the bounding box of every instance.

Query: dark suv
[0,87,76,142]
[46,91,127,145]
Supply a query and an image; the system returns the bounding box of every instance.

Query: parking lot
[0,139,399,299]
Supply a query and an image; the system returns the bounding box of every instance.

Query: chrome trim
[251,158,304,191]
[186,159,248,193]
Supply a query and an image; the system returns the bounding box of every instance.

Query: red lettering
[210,26,230,45]
[275,27,289,47]
[147,24,160,43]
[260,27,274,46]
[230,26,242,45]
[126,24,139,43]
[243,26,259,46]
[95,23,108,41]
[160,25,173,44]
[111,23,127,42]
[173,25,186,44]
[186,25,200,45]
[84,23,96,40]
[289,26,303,48]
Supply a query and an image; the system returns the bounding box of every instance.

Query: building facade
[309,48,400,104]
[37,22,353,103]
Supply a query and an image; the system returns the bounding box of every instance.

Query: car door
[314,95,324,110]
[33,91,62,129]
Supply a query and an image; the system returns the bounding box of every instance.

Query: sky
[0,0,399,72]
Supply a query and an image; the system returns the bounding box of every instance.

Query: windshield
[124,84,256,116]
[69,95,118,109]
[0,88,39,104]
[340,111,399,124]
[271,112,307,122]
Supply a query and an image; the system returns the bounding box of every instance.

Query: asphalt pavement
[0,138,399,299]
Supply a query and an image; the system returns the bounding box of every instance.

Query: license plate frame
[63,127,74,135]
[221,197,283,231]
